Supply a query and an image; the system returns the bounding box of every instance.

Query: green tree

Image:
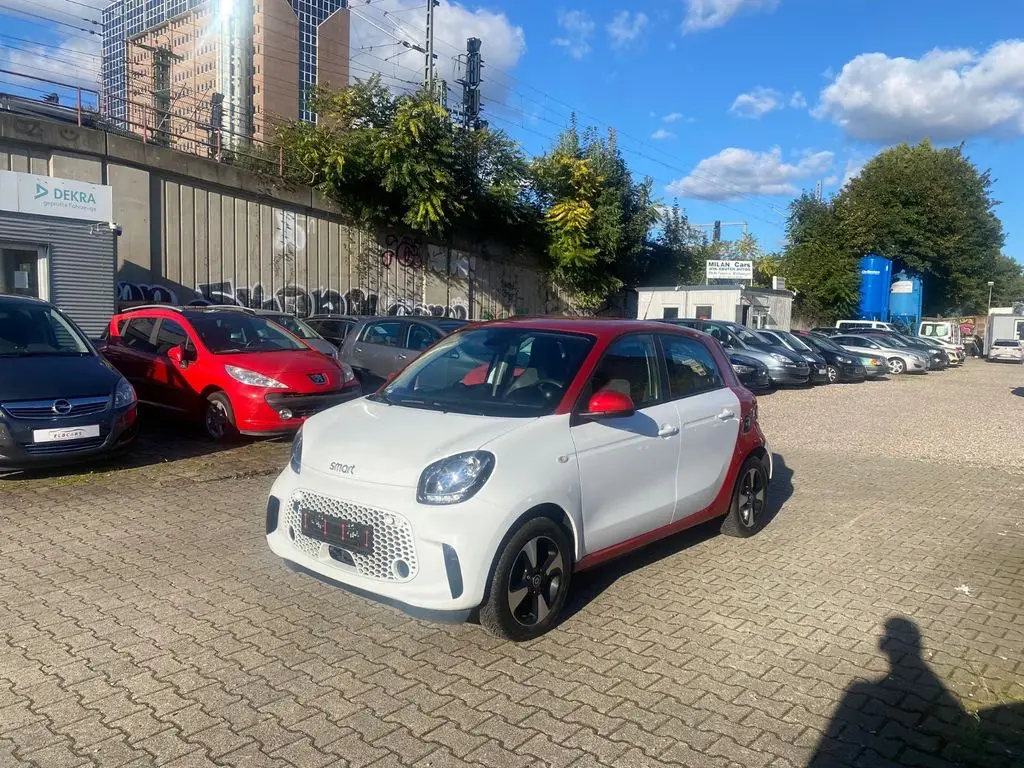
[273,77,534,240]
[531,122,657,310]
[836,140,1005,315]
[781,193,860,322]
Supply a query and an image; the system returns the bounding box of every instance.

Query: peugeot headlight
[837,355,854,364]
[733,363,755,375]
[769,352,789,363]
[418,451,495,505]
[225,365,287,389]
[113,377,137,408]
[290,428,303,474]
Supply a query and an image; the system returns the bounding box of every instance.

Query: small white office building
[636,284,796,330]
[0,169,116,335]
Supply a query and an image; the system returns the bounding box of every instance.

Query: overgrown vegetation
[268,80,1021,316]
[271,78,690,310]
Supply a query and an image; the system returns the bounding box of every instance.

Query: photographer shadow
[809,617,1024,767]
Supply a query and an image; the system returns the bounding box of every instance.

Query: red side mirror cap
[582,389,635,420]
[167,346,184,365]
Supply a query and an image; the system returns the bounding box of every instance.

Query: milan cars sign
[705,259,754,281]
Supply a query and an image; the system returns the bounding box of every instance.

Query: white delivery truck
[983,313,1024,357]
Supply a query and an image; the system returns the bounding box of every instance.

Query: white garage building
[636,284,796,330]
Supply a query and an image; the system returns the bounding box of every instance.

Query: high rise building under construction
[101,0,350,152]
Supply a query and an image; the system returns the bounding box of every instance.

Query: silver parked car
[988,339,1024,363]
[830,334,928,375]
[339,316,468,390]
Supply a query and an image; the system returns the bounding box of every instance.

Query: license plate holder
[32,424,100,443]
[300,509,374,554]
[817,368,826,375]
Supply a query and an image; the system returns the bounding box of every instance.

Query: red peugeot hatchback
[102,306,361,440]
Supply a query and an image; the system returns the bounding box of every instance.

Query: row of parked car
[655,317,965,393]
[0,292,965,471]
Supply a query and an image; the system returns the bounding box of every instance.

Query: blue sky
[2,0,1022,263]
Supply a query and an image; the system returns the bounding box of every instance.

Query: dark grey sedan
[339,317,468,390]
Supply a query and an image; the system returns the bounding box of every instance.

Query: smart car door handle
[657,424,679,437]
[397,354,408,360]
[717,409,736,421]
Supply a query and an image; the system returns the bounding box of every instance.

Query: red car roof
[470,316,707,342]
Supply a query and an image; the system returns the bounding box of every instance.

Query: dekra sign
[35,182,97,206]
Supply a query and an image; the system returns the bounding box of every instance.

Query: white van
[919,320,962,346]
[835,319,900,333]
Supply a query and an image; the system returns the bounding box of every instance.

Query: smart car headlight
[417,451,495,505]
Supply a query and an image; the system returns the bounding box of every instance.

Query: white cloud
[730,87,782,118]
[607,11,648,50]
[814,40,1024,142]
[682,0,779,33]
[552,10,595,60]
[790,90,807,109]
[663,112,684,123]
[0,35,101,95]
[651,128,674,140]
[349,1,526,103]
[667,146,834,201]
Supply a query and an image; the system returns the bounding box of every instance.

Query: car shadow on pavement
[807,616,1024,768]
[563,453,794,622]
[0,409,286,482]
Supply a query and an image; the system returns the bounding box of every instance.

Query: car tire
[887,357,906,375]
[479,516,573,642]
[826,364,839,383]
[721,455,770,538]
[203,391,237,442]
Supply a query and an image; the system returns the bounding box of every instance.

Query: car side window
[123,317,157,353]
[407,323,440,352]
[660,335,724,399]
[360,321,403,346]
[760,333,781,347]
[154,319,190,357]
[586,334,660,409]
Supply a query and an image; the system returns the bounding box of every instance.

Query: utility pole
[456,37,482,130]
[424,0,438,94]
[987,281,995,313]
[814,180,823,202]
[134,42,183,147]
[208,92,224,161]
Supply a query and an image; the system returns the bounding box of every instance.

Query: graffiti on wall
[193,281,470,320]
[117,281,178,304]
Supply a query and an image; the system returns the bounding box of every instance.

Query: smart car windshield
[0,299,91,357]
[189,313,307,353]
[373,327,596,417]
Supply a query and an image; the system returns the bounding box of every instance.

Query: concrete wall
[0,112,562,320]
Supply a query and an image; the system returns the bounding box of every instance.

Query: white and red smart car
[266,318,772,640]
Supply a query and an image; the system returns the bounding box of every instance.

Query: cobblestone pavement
[2,361,1022,768]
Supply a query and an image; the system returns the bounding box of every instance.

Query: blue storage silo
[889,271,923,334]
[858,254,892,321]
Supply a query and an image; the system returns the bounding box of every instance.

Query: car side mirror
[581,390,635,420]
[168,345,196,367]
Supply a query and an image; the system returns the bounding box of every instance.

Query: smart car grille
[1,396,110,420]
[285,490,418,582]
